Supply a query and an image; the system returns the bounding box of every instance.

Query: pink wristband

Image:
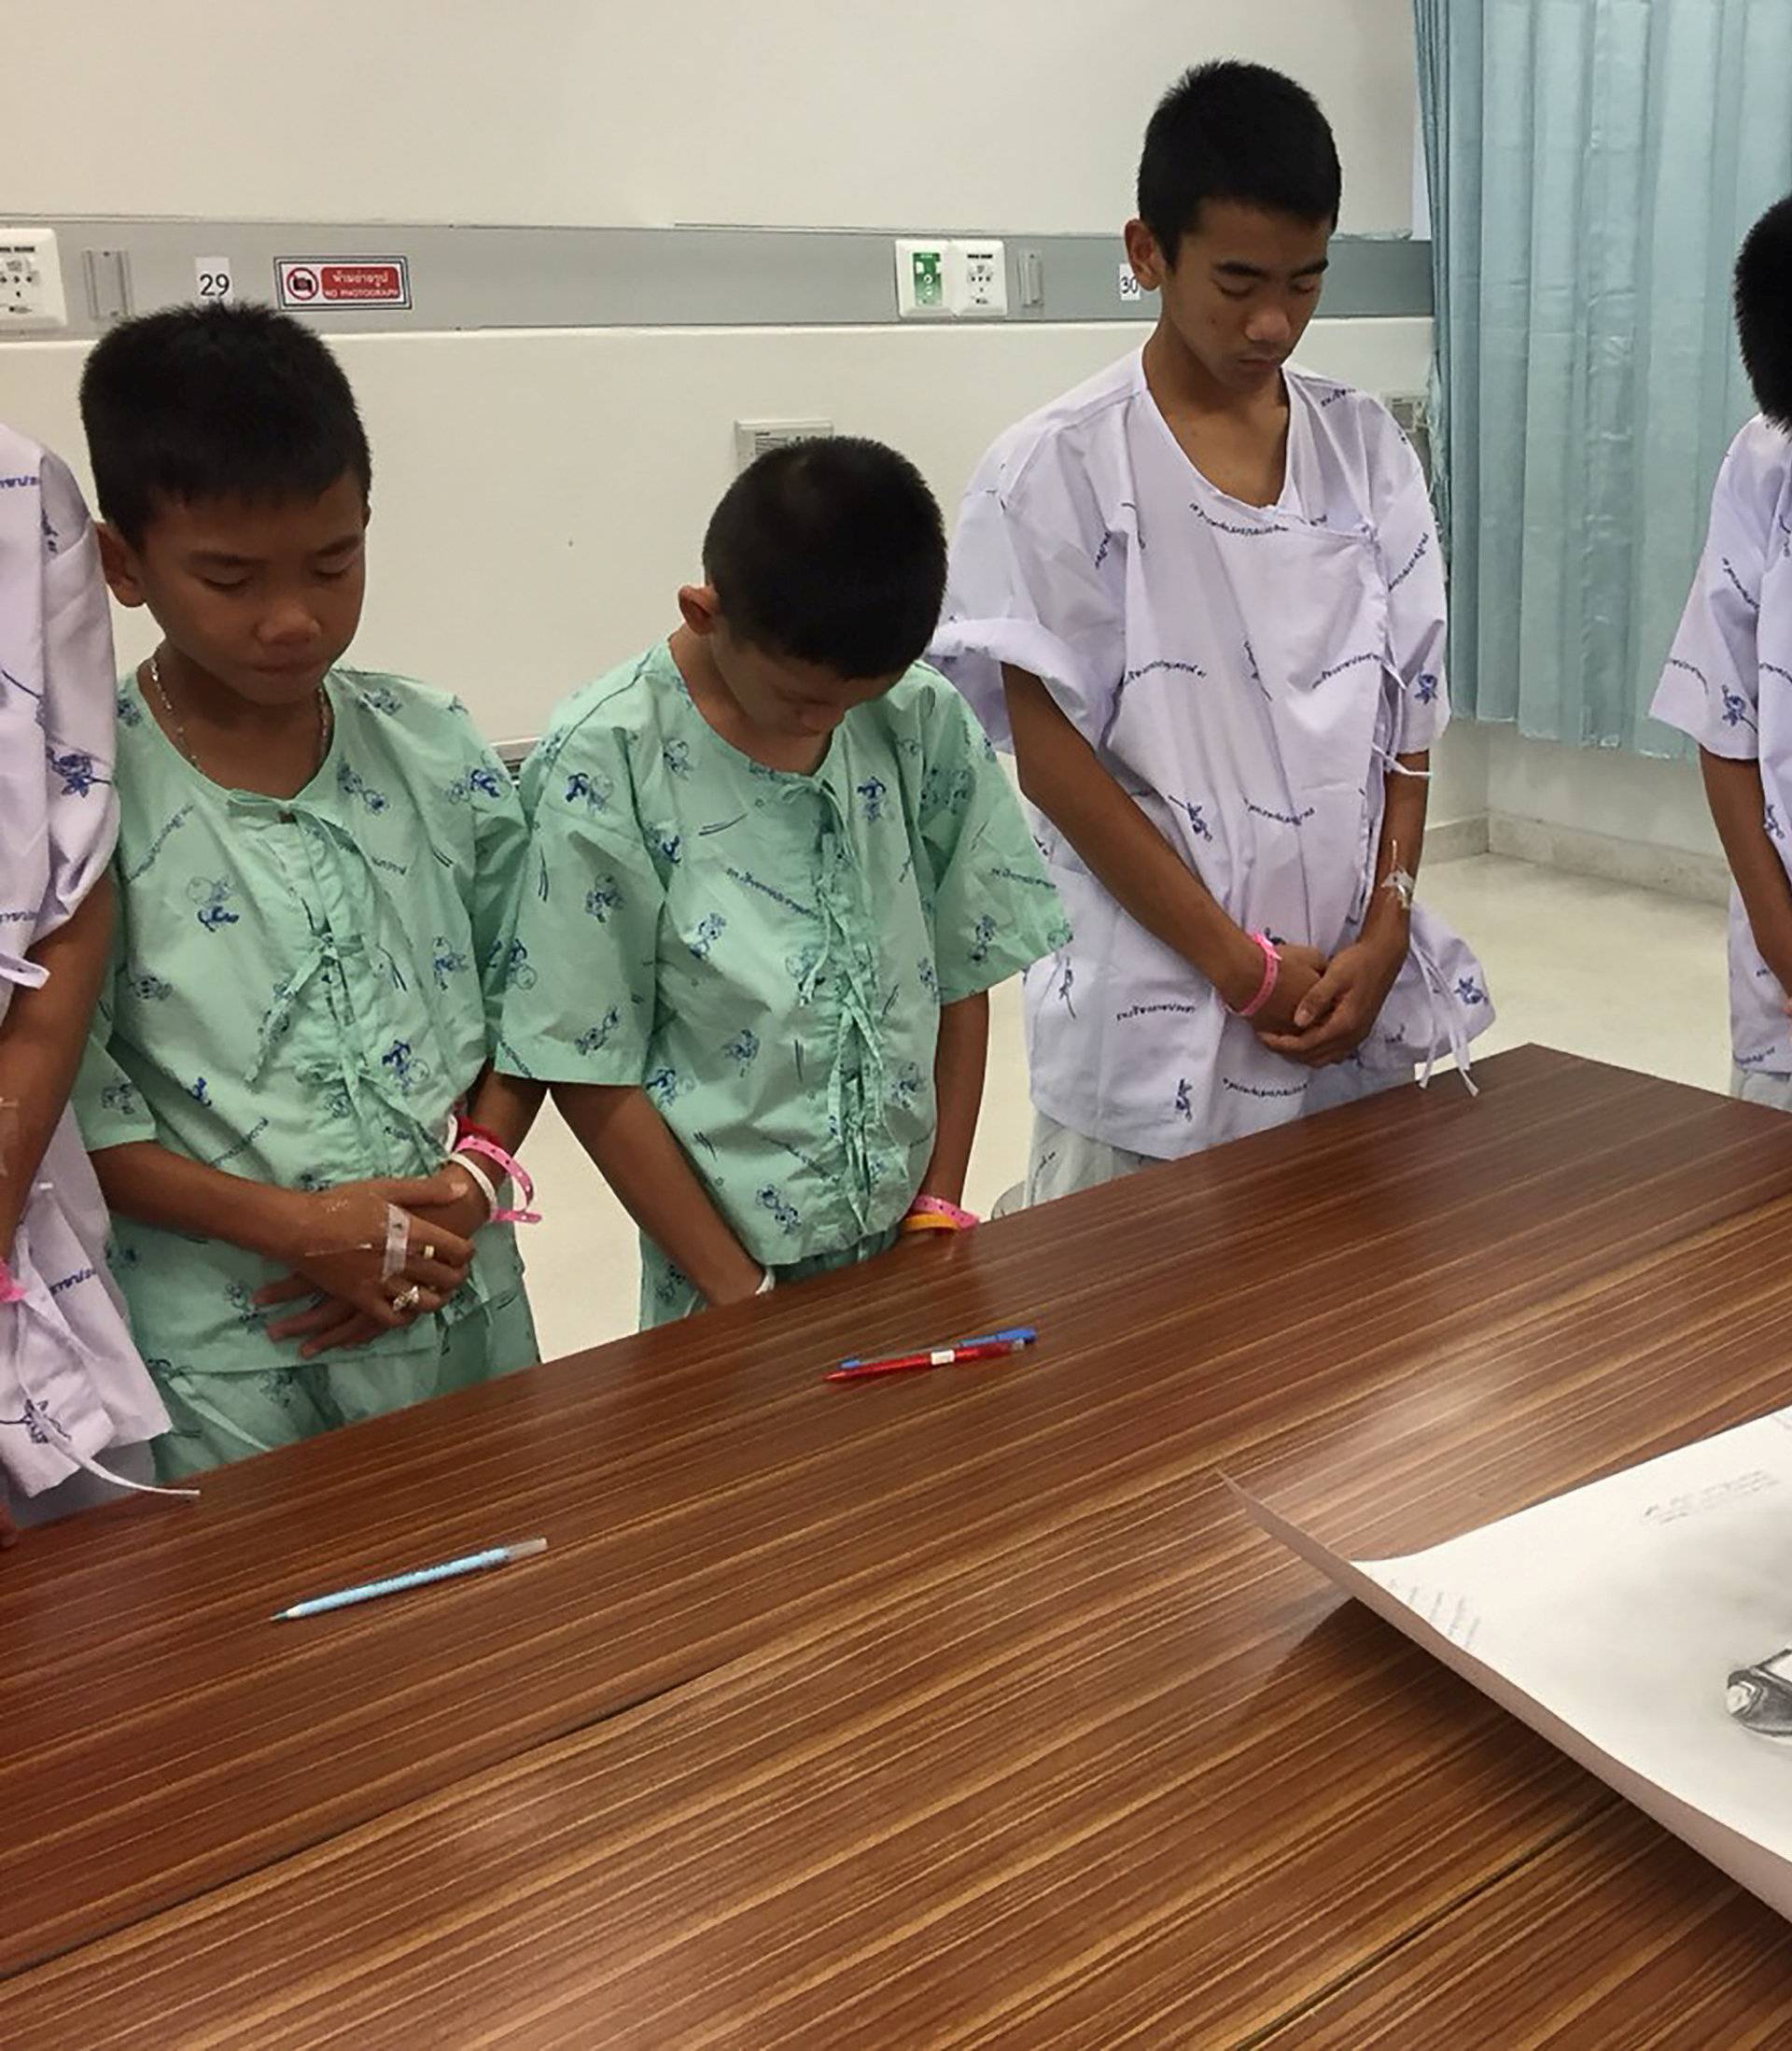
[902,1194,980,1233]
[1230,933,1281,1019]
[450,1123,541,1226]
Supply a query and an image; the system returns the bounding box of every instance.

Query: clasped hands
[251,1166,491,1358]
[1237,933,1406,1068]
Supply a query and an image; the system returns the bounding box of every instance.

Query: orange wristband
[900,1195,980,1234]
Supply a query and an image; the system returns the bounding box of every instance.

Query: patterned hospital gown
[497,641,1068,1323]
[0,425,170,1507]
[1651,415,1792,1088]
[75,667,539,1477]
[933,348,1493,1163]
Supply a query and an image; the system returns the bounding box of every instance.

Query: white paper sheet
[1235,1407,1792,1919]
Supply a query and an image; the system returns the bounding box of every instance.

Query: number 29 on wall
[194,257,234,304]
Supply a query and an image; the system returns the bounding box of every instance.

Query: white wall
[1486,733,1712,857]
[5,0,1430,747]
[1407,712,1719,868]
[1401,722,1720,899]
[1431,721,1490,835]
[12,2,1417,233]
[3,316,1433,747]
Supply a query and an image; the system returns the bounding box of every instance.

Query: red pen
[825,1326,1037,1383]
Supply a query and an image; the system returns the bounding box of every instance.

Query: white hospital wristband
[448,1150,499,1220]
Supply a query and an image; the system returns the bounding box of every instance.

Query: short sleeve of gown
[497,713,665,1087]
[910,679,1071,1004]
[931,446,1125,753]
[1651,423,1779,761]
[438,705,532,1045]
[1371,419,1452,756]
[70,918,159,1153]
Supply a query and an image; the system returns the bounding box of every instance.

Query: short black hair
[1138,60,1341,263]
[79,301,371,546]
[703,437,945,679]
[1737,196,1792,430]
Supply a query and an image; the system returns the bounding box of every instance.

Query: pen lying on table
[273,1538,550,1621]
[826,1326,1037,1384]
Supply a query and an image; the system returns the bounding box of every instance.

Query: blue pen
[272,1537,549,1622]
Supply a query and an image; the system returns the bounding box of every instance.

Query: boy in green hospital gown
[498,439,1068,1325]
[72,304,541,1478]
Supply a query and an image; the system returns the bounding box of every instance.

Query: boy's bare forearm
[0,879,116,1250]
[1702,750,1792,986]
[1356,752,1429,961]
[1001,665,1263,1005]
[920,990,988,1206]
[551,1081,763,1306]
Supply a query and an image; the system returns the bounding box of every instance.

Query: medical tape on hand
[1381,840,1417,911]
[383,1202,410,1280]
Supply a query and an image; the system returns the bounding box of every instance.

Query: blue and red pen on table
[825,1326,1037,1383]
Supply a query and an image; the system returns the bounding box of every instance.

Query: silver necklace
[146,652,332,777]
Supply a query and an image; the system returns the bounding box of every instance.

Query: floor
[520,855,1734,1362]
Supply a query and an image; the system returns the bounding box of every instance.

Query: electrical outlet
[0,228,67,333]
[894,239,951,318]
[734,418,833,473]
[949,239,1008,317]
[1387,392,1432,481]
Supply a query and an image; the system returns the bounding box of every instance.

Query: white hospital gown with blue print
[74,667,537,1463]
[932,349,1493,1161]
[1651,415,1792,1077]
[0,425,170,1501]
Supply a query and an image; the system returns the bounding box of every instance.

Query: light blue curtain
[1415,0,1792,752]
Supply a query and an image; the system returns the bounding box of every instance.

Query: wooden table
[7,1047,1792,2044]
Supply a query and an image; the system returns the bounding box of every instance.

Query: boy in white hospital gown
[933,62,1491,1200]
[1652,195,1792,1107]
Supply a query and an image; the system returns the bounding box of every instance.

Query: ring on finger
[421,1243,436,1261]
[393,1283,424,1313]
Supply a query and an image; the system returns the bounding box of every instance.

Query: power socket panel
[949,240,1008,317]
[0,228,67,333]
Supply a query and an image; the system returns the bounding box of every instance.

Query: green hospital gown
[497,642,1069,1325]
[74,668,539,1478]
